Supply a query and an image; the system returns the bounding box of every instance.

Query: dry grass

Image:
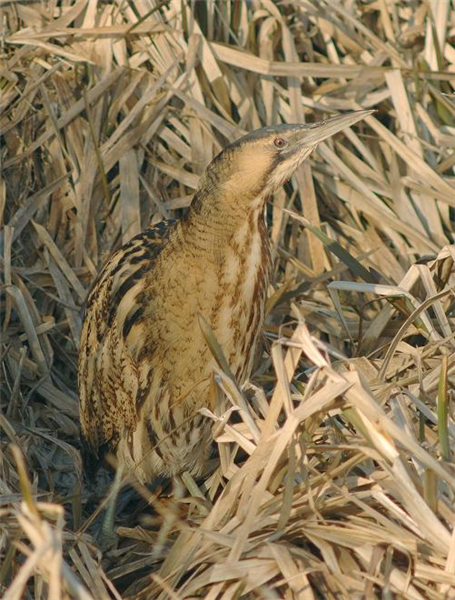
[1,0,455,598]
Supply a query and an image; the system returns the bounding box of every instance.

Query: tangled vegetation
[1,1,454,598]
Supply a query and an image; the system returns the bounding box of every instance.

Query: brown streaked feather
[78,221,175,472]
[78,203,271,483]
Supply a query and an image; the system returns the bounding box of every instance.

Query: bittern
[79,110,371,509]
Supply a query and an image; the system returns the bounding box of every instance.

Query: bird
[78,110,372,501]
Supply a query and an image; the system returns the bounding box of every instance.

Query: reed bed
[1,1,454,598]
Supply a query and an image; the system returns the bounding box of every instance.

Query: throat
[184,192,269,263]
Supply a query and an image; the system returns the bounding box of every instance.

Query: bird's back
[78,221,175,477]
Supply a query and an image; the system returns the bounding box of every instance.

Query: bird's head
[203,110,373,209]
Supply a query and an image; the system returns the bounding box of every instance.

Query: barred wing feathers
[78,221,174,473]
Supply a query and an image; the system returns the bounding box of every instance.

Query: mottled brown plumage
[78,110,372,484]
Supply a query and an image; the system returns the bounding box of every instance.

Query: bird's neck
[183,188,268,252]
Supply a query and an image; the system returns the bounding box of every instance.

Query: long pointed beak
[297,109,374,148]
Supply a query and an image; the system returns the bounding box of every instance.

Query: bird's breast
[207,212,272,381]
[121,210,273,480]
[150,209,272,390]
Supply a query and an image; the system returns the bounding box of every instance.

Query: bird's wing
[78,220,174,472]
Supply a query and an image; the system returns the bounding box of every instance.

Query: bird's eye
[274,137,287,149]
